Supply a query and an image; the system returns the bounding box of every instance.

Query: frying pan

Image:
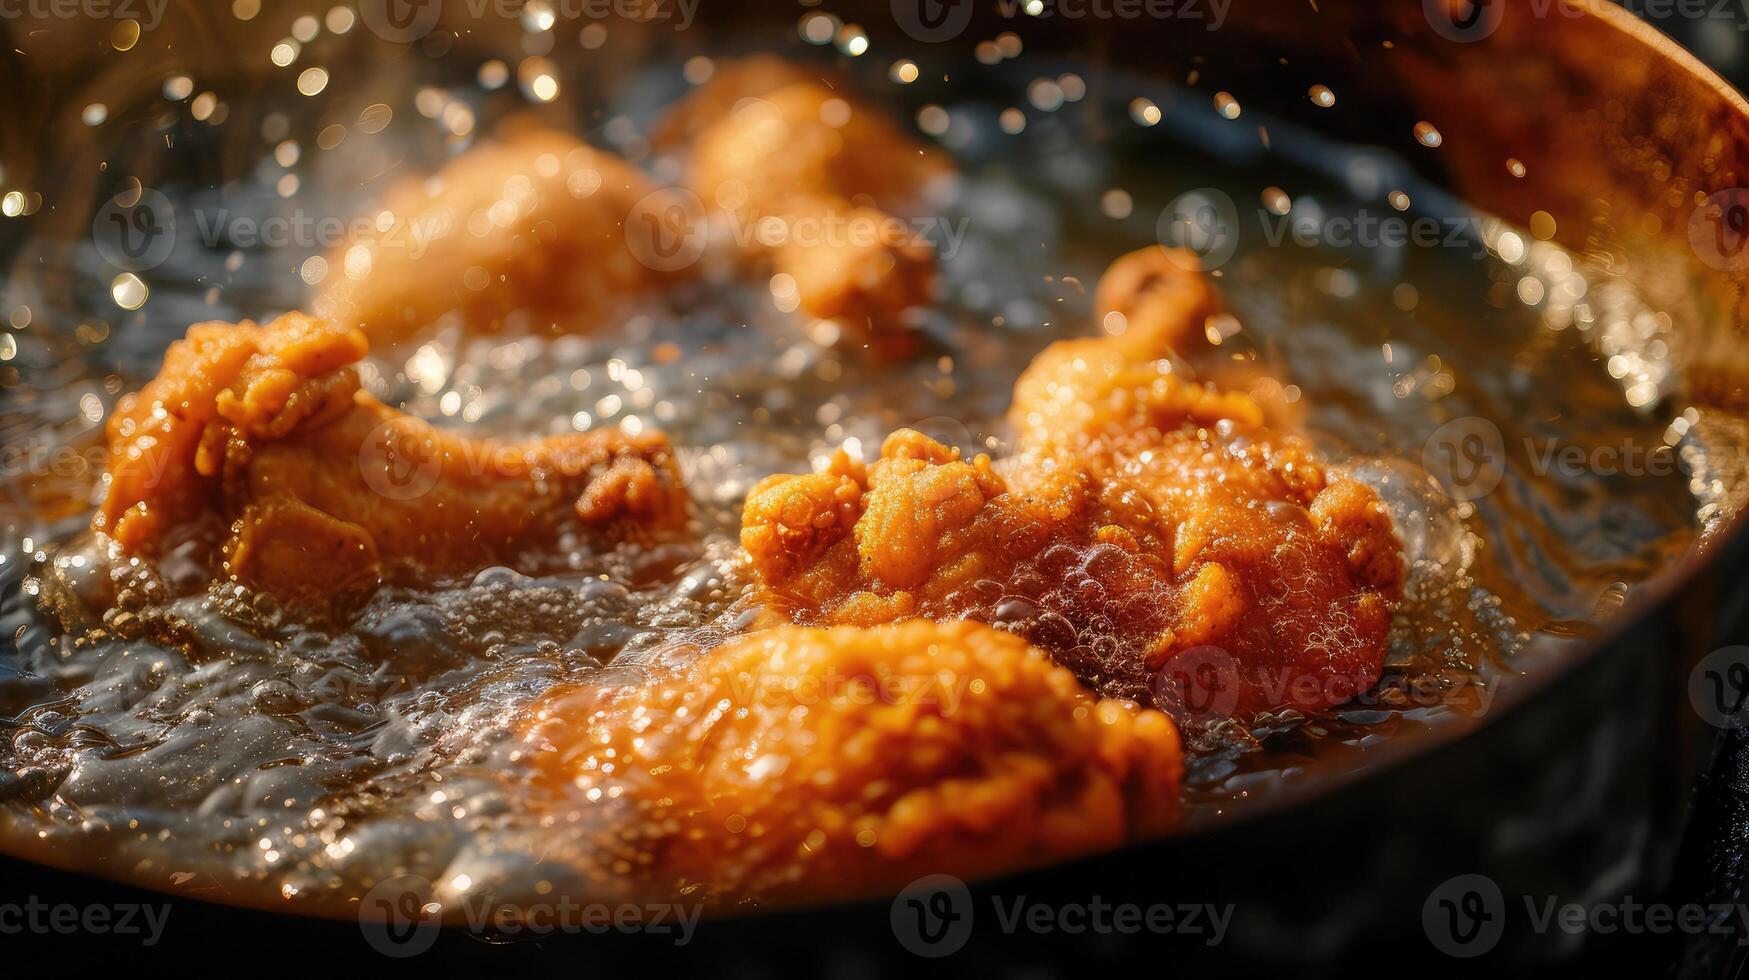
[2,0,1748,974]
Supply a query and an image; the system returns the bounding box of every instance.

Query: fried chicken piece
[1009,335,1265,455]
[95,313,687,597]
[647,55,822,148]
[1092,246,1223,356]
[663,57,948,217]
[316,130,674,346]
[742,429,1089,625]
[1088,246,1308,424]
[746,383,1401,719]
[664,59,953,356]
[1013,300,1401,714]
[523,620,1181,904]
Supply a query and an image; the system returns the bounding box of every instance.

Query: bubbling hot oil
[0,62,1719,912]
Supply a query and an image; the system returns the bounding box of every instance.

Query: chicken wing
[95,312,687,597]
[741,429,1088,625]
[1085,245,1306,424]
[664,58,952,356]
[316,130,675,346]
[523,619,1181,904]
[744,259,1402,718]
[1090,246,1223,356]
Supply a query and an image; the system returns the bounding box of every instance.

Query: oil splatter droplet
[111,273,148,310]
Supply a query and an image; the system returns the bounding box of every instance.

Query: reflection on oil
[0,44,1726,914]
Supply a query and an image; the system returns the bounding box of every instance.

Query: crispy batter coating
[316,130,672,345]
[1008,246,1235,453]
[667,60,952,356]
[524,620,1181,903]
[95,313,687,596]
[746,258,1404,719]
[1009,336,1265,454]
[1087,246,1305,425]
[742,430,1088,625]
[745,421,1399,718]
[1092,246,1223,356]
[96,311,367,552]
[648,55,823,148]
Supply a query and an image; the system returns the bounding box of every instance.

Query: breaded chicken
[664,59,953,356]
[1008,335,1264,454]
[647,55,821,148]
[741,430,1089,625]
[742,426,1399,718]
[1086,246,1305,424]
[1091,246,1223,356]
[1008,348,1401,597]
[316,130,674,346]
[746,357,1402,719]
[95,313,687,597]
[670,59,948,214]
[523,620,1181,904]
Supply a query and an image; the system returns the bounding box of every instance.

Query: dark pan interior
[2,1,1749,973]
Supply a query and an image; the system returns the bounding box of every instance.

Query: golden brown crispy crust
[1008,336,1264,454]
[316,129,674,346]
[742,430,1087,623]
[96,312,369,552]
[523,620,1181,904]
[745,249,1405,719]
[1091,246,1223,356]
[648,55,828,149]
[95,313,687,597]
[745,423,1400,719]
[667,60,953,357]
[1085,245,1308,426]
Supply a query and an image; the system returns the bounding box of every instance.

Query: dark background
[1645,1,1749,83]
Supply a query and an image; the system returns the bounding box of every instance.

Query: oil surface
[0,46,1725,914]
